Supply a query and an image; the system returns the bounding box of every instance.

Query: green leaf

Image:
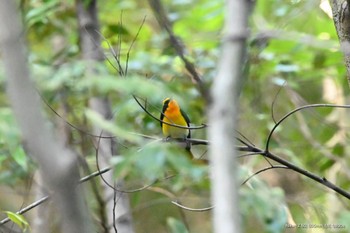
[5,211,29,230]
[79,75,173,102]
[12,146,28,172]
[112,144,167,180]
[25,0,60,28]
[85,109,141,143]
[338,210,350,229]
[110,155,131,179]
[136,150,166,182]
[45,61,86,90]
[240,172,287,233]
[167,217,189,233]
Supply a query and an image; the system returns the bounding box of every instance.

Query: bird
[160,97,191,151]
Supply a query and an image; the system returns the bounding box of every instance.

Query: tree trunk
[208,0,249,232]
[0,1,93,232]
[330,0,350,87]
[75,1,134,232]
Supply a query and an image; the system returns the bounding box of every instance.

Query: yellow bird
[160,98,191,150]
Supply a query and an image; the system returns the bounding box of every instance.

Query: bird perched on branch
[160,97,191,151]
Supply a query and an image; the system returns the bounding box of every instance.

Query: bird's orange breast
[162,99,189,138]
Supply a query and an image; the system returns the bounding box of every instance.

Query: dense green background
[1,0,350,232]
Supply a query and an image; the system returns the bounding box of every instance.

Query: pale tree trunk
[32,173,50,232]
[329,0,350,224]
[330,0,350,87]
[76,1,134,232]
[32,34,68,233]
[0,1,93,233]
[208,0,249,232]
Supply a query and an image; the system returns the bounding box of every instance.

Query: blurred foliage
[167,217,189,233]
[240,167,287,233]
[0,0,350,232]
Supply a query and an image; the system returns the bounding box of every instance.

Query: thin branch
[235,136,254,148]
[264,150,350,199]
[117,11,123,75]
[236,145,257,152]
[271,80,287,124]
[112,189,118,233]
[186,138,209,146]
[79,167,112,183]
[266,103,350,152]
[129,136,251,152]
[0,196,50,226]
[0,167,111,226]
[171,201,214,212]
[125,16,146,76]
[237,152,263,158]
[96,135,177,194]
[243,136,350,200]
[146,187,190,230]
[240,165,289,185]
[95,126,169,193]
[93,14,130,77]
[80,161,109,232]
[95,30,121,74]
[262,155,274,167]
[235,130,255,147]
[242,144,350,200]
[38,90,115,139]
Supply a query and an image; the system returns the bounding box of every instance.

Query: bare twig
[147,187,190,230]
[96,136,177,193]
[237,152,264,158]
[240,165,289,185]
[266,103,350,152]
[125,16,146,76]
[171,201,214,212]
[38,90,115,139]
[112,190,118,233]
[235,130,255,147]
[0,167,111,226]
[116,11,124,76]
[271,80,287,124]
[93,129,149,194]
[241,144,350,200]
[95,29,122,75]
